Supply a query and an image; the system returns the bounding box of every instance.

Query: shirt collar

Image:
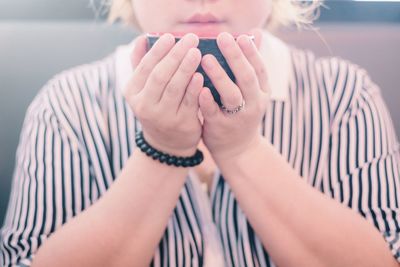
[115,30,291,101]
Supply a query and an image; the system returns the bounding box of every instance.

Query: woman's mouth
[177,12,227,36]
[177,22,226,38]
[149,21,228,39]
[185,12,223,24]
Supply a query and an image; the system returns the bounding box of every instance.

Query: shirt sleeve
[324,68,400,262]
[0,87,92,266]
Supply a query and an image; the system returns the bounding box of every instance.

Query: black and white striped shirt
[1,31,400,266]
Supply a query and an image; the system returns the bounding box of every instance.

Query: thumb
[130,35,148,69]
[199,87,220,120]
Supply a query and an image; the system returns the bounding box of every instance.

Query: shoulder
[26,52,118,126]
[287,45,378,120]
[16,52,120,154]
[40,52,116,105]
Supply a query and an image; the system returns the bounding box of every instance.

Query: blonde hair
[106,0,323,31]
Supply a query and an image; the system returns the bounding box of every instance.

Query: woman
[1,0,399,266]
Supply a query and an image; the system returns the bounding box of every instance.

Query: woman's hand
[124,33,204,157]
[198,30,270,162]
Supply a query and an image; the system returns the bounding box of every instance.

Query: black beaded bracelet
[135,131,204,167]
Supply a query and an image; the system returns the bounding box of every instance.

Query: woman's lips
[177,22,226,37]
[184,12,222,24]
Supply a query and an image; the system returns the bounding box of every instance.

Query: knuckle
[185,52,201,70]
[182,96,191,107]
[169,47,182,58]
[212,68,225,81]
[184,49,200,66]
[164,83,179,96]
[151,69,168,85]
[223,91,241,106]
[183,90,195,107]
[231,49,242,61]
[136,61,153,75]
[151,46,166,60]
[242,69,256,84]
[165,54,181,68]
[180,58,197,74]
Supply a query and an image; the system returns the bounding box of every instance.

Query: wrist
[135,131,203,167]
[142,132,198,157]
[212,135,265,165]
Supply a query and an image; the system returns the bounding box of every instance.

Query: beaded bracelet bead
[135,131,204,167]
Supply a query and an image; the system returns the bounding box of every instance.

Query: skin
[31,0,399,266]
[132,0,271,35]
[130,0,271,184]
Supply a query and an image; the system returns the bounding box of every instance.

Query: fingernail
[160,33,175,44]
[219,32,234,47]
[182,33,198,47]
[202,55,214,69]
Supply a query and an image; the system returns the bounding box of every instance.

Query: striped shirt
[1,31,400,266]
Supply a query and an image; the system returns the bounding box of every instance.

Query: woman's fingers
[130,35,148,69]
[248,28,263,50]
[141,33,199,104]
[161,47,202,112]
[201,54,242,110]
[199,87,220,120]
[126,33,176,97]
[236,34,269,93]
[178,72,204,114]
[216,32,260,102]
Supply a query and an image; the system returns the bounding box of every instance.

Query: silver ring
[220,100,245,115]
